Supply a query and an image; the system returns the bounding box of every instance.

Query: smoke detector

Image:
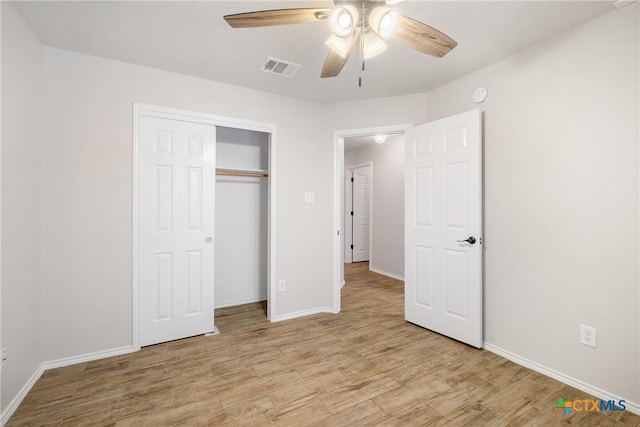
[261,57,302,77]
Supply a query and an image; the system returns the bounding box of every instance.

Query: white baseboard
[1,364,45,426]
[214,296,267,309]
[483,342,639,415]
[1,345,135,426]
[369,266,404,281]
[43,345,134,370]
[271,307,335,322]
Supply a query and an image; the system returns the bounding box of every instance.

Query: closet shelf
[216,167,269,178]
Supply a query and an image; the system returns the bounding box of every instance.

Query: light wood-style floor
[8,262,639,426]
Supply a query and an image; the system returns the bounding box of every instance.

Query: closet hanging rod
[215,168,269,178]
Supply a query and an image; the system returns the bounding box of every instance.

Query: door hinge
[350,244,354,249]
[350,211,354,216]
[350,177,354,182]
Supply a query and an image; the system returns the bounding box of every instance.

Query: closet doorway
[133,104,276,350]
[214,127,269,310]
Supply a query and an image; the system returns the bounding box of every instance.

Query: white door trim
[344,169,352,264]
[332,124,411,314]
[132,103,277,350]
[345,162,373,264]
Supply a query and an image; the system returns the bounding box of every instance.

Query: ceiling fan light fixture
[363,31,387,59]
[329,6,357,37]
[369,7,399,39]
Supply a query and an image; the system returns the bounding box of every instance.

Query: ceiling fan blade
[321,50,349,78]
[392,16,457,58]
[321,29,360,78]
[224,8,331,28]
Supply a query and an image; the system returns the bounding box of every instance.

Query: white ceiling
[13,1,616,104]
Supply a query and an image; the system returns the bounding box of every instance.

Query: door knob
[205,237,213,243]
[457,236,476,245]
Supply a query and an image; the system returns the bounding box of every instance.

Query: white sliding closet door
[138,115,216,347]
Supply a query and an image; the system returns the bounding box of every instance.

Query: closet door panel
[186,167,203,230]
[139,115,215,346]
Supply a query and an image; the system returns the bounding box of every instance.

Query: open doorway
[332,124,410,312]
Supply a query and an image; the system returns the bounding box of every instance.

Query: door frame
[132,103,277,350]
[332,124,411,313]
[344,161,373,264]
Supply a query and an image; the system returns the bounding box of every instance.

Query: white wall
[1,2,44,413]
[326,93,427,133]
[215,127,269,308]
[344,136,404,278]
[328,5,640,405]
[40,47,333,361]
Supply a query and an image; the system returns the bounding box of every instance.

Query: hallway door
[352,165,371,262]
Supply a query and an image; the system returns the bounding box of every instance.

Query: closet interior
[214,126,270,311]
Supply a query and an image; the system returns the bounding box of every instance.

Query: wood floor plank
[375,403,447,426]
[268,397,332,427]
[310,400,388,426]
[373,374,454,416]
[6,262,639,426]
[268,370,351,408]
[319,372,400,414]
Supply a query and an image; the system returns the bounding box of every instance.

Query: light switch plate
[305,192,315,204]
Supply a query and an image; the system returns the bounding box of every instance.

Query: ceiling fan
[224,1,457,82]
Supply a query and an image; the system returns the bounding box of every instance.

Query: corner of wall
[1,0,46,419]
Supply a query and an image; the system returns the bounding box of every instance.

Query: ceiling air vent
[261,57,301,78]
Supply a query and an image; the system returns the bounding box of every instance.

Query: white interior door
[352,165,371,262]
[404,109,483,348]
[138,115,216,347]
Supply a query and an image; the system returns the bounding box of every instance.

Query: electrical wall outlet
[580,324,597,348]
[278,280,286,292]
[1,348,6,368]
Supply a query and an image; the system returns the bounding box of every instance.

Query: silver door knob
[205,237,213,243]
